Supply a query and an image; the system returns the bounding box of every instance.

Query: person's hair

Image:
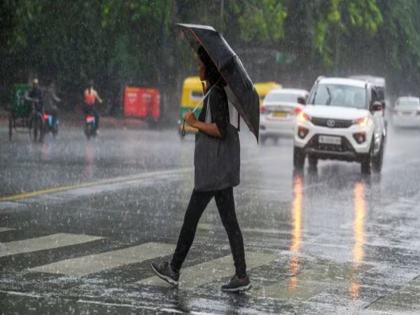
[197,46,225,86]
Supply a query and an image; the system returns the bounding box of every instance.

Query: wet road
[1,125,420,314]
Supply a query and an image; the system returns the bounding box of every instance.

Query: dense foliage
[1,0,420,117]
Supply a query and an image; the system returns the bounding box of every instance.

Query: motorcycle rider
[83,80,103,131]
[25,78,43,113]
[43,81,61,128]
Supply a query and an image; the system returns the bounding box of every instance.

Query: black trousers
[170,187,247,278]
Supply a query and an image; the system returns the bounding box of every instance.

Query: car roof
[318,77,367,88]
[349,75,385,87]
[267,88,308,95]
[397,96,420,101]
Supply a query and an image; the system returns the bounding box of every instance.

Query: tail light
[294,106,302,115]
[260,106,268,114]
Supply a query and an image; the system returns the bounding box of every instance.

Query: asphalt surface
[1,123,420,314]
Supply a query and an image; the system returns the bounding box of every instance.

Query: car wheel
[361,157,371,174]
[372,136,385,173]
[293,147,305,170]
[361,140,374,174]
[308,155,318,169]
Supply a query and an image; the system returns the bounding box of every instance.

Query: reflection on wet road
[1,126,420,314]
[288,174,302,292]
[350,181,366,300]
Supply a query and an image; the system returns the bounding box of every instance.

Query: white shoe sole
[151,264,178,287]
[222,283,252,292]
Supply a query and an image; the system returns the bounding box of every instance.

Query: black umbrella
[177,23,260,141]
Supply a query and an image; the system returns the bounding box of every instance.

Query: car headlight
[353,117,369,127]
[297,112,311,123]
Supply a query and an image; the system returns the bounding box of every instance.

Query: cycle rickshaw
[8,83,44,142]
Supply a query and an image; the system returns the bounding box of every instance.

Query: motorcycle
[43,111,58,138]
[84,114,97,139]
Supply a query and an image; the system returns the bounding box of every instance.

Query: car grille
[306,135,354,153]
[311,117,353,128]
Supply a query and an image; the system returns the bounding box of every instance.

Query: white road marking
[0,233,103,258]
[28,242,174,276]
[139,251,276,288]
[197,223,291,235]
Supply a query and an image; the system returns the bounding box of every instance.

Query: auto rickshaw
[254,81,282,105]
[178,76,204,138]
[7,83,33,141]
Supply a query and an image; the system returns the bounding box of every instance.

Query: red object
[85,115,95,122]
[260,106,267,114]
[43,113,49,120]
[123,87,160,121]
[84,89,96,105]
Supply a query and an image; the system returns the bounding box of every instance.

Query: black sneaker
[221,275,251,292]
[151,261,179,286]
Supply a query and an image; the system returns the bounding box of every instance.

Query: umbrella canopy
[177,23,260,140]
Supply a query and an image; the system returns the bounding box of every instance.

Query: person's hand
[184,111,197,127]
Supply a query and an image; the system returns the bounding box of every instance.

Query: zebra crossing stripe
[0,227,14,233]
[0,233,103,258]
[139,251,277,288]
[28,242,174,276]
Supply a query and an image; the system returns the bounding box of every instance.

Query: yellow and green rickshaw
[178,76,204,137]
[178,78,281,137]
[254,81,282,105]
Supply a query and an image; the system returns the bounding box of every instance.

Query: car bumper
[294,122,374,161]
[260,116,295,137]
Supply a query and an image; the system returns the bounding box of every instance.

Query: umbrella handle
[181,119,186,137]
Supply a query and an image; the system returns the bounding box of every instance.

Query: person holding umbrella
[151,24,259,293]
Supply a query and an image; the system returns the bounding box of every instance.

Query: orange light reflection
[288,175,303,291]
[83,143,95,178]
[350,181,366,300]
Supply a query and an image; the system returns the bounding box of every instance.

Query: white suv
[293,77,386,173]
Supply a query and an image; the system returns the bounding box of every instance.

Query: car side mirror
[297,96,306,105]
[370,101,383,112]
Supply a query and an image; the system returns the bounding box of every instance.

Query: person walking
[151,46,251,292]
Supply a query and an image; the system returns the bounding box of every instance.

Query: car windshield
[310,84,367,109]
[398,99,419,108]
[264,93,300,103]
